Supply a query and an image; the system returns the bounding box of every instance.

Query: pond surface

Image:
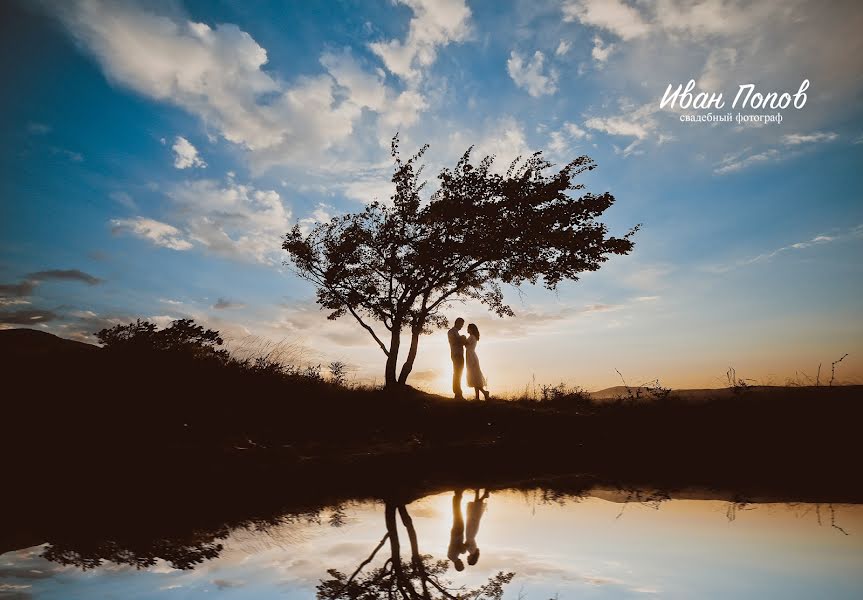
[2,489,862,599]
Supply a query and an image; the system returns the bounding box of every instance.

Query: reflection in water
[319,498,512,599]
[466,489,490,565]
[448,489,490,571]
[448,490,466,570]
[1,489,862,599]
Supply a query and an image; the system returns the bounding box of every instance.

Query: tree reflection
[317,501,513,599]
[41,528,230,570]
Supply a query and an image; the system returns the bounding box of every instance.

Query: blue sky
[1,0,862,391]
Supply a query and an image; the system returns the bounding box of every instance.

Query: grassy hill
[2,327,862,509]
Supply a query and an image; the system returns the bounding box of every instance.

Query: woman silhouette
[465,324,490,400]
[465,489,489,566]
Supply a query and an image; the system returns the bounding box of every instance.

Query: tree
[317,502,513,600]
[283,137,639,388]
[96,318,229,362]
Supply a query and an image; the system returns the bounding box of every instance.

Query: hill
[0,327,100,357]
[1,326,862,514]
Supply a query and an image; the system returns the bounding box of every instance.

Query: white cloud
[341,175,396,204]
[651,0,777,40]
[159,298,184,305]
[57,1,282,149]
[564,122,589,139]
[708,224,863,272]
[110,176,291,263]
[380,89,429,130]
[507,51,558,97]
[713,148,780,174]
[584,103,657,140]
[0,298,32,307]
[167,178,292,263]
[614,139,644,157]
[149,315,179,329]
[110,217,193,251]
[559,0,863,169]
[449,117,532,174]
[555,40,571,56]
[563,0,777,42]
[714,131,838,174]
[698,47,737,91]
[591,35,615,64]
[53,0,440,172]
[320,49,430,131]
[369,0,472,83]
[562,0,649,41]
[548,121,591,156]
[549,131,568,155]
[781,131,839,145]
[298,203,336,233]
[172,136,207,169]
[320,50,388,111]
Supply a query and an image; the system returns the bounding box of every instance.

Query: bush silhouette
[96,318,229,363]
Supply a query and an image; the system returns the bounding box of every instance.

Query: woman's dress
[464,334,486,388]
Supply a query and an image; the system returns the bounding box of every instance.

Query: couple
[447,489,490,571]
[448,317,490,401]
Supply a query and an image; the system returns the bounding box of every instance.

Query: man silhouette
[447,489,466,571]
[448,318,466,400]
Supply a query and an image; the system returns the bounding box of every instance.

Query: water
[2,489,862,599]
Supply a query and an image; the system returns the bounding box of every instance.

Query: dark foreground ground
[1,328,861,567]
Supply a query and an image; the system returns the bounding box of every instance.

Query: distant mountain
[0,328,100,358]
[589,384,759,402]
[588,385,641,400]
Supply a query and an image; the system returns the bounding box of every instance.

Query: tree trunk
[384,503,405,584]
[384,323,402,388]
[397,326,422,385]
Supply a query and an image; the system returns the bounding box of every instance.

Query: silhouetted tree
[95,318,228,362]
[42,534,227,571]
[284,137,638,387]
[317,502,514,599]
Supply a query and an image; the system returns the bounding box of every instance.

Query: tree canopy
[95,318,228,362]
[283,137,639,387]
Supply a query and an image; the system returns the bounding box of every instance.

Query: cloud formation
[109,175,291,263]
[111,217,193,250]
[448,116,532,175]
[507,51,558,97]
[585,103,656,141]
[52,0,469,172]
[172,136,207,169]
[714,130,839,174]
[709,224,863,272]
[369,0,472,83]
[560,0,863,162]
[167,178,291,263]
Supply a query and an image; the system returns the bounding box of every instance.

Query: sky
[1,0,862,393]
[3,492,863,599]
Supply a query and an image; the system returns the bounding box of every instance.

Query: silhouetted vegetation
[2,324,862,573]
[318,502,513,599]
[283,137,638,387]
